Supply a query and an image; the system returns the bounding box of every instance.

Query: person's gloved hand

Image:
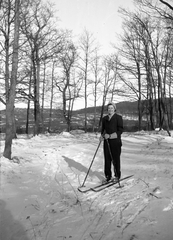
[104,133,110,139]
[111,132,117,139]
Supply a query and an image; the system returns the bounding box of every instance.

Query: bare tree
[91,47,102,131]
[135,0,172,133]
[0,0,15,115]
[3,0,20,159]
[56,39,79,131]
[79,29,96,132]
[48,58,56,132]
[20,0,63,135]
[99,56,117,127]
[115,9,147,130]
[117,1,173,132]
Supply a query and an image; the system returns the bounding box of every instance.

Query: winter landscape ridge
[0,129,173,240]
[0,100,161,134]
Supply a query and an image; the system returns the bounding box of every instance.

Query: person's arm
[109,115,123,139]
[109,132,117,139]
[117,115,123,138]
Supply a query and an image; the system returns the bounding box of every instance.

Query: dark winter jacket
[101,113,123,139]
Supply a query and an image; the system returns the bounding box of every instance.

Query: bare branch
[159,0,173,11]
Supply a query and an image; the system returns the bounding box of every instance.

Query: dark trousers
[103,139,122,179]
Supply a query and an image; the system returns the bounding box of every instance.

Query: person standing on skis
[100,102,123,183]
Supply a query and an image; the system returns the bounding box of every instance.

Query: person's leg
[109,140,121,179]
[103,140,112,180]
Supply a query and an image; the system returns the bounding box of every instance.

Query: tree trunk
[26,67,32,134]
[84,67,88,133]
[168,71,173,129]
[33,49,40,135]
[3,0,20,159]
[26,100,30,134]
[93,81,97,132]
[41,60,46,131]
[136,60,142,131]
[48,61,55,132]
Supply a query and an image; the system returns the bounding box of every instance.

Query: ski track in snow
[1,131,173,240]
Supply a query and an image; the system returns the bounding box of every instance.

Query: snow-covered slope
[0,131,173,240]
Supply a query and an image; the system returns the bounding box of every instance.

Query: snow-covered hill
[1,130,173,240]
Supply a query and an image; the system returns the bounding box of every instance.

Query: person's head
[107,102,116,115]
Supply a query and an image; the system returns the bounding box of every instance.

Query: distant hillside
[73,101,138,115]
[0,101,145,134]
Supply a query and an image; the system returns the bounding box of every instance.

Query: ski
[78,175,133,193]
[78,178,115,193]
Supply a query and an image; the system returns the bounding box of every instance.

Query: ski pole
[80,140,102,187]
[106,139,121,188]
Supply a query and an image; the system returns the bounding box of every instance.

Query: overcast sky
[51,0,134,54]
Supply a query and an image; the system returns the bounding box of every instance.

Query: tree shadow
[62,156,104,181]
[0,199,30,240]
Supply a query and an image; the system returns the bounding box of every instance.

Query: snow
[0,130,173,240]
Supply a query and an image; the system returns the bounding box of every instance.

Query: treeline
[0,101,152,134]
[0,0,173,159]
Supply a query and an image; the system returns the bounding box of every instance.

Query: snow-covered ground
[0,130,173,240]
